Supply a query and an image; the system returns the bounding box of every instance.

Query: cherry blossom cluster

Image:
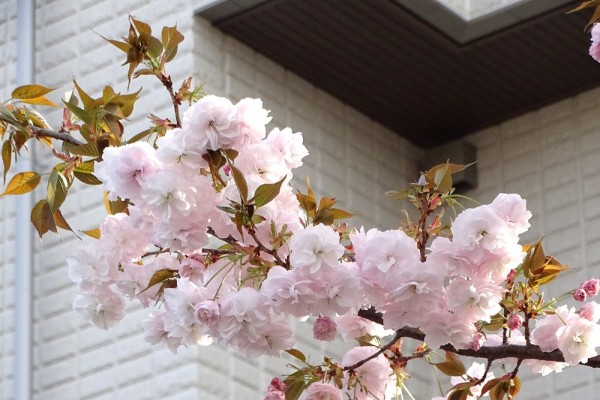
[66,93,600,400]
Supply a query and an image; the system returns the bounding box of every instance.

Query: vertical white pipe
[15,0,35,398]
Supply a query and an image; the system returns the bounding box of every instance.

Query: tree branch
[30,126,84,146]
[357,308,600,368]
[160,74,182,128]
[0,113,84,146]
[344,330,403,371]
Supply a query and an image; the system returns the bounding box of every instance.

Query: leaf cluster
[296,177,353,226]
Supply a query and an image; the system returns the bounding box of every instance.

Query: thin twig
[0,114,84,146]
[160,74,182,128]
[248,226,290,269]
[344,330,403,371]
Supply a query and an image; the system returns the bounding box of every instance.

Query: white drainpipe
[15,0,35,398]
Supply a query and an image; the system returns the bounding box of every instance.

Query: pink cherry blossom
[342,346,392,400]
[583,279,600,297]
[194,300,220,327]
[313,316,337,341]
[182,94,240,151]
[305,383,342,400]
[335,314,393,343]
[531,306,575,352]
[557,315,600,365]
[95,141,161,202]
[590,24,600,62]
[580,302,600,323]
[263,127,309,169]
[72,284,126,330]
[490,193,532,234]
[290,224,344,274]
[236,98,272,146]
[264,377,286,400]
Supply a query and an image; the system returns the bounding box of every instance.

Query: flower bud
[583,279,600,297]
[573,288,587,302]
[194,300,220,326]
[313,316,337,341]
[264,377,286,400]
[507,313,523,330]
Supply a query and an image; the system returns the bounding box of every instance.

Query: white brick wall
[3,0,599,398]
[0,1,18,399]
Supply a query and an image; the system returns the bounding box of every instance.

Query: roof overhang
[196,0,600,147]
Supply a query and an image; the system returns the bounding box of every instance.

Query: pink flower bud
[313,316,337,341]
[507,314,524,330]
[580,302,600,323]
[223,164,231,176]
[264,377,286,400]
[506,269,516,282]
[583,279,600,297]
[471,331,485,351]
[574,288,587,302]
[194,300,220,326]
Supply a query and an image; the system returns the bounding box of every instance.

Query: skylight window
[433,0,529,21]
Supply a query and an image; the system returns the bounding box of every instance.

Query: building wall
[0,1,18,399]
[0,1,421,399]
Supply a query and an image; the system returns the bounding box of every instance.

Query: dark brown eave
[199,0,600,148]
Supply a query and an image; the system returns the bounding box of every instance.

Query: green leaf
[284,370,309,400]
[104,191,129,215]
[222,148,239,161]
[432,352,466,377]
[161,25,184,63]
[74,171,103,185]
[1,171,40,196]
[47,169,69,212]
[140,268,178,294]
[30,199,57,237]
[509,376,521,399]
[2,140,11,183]
[11,84,54,100]
[329,208,354,220]
[231,165,248,203]
[101,36,132,54]
[53,208,76,236]
[20,96,58,107]
[253,176,286,208]
[73,80,96,111]
[65,142,101,158]
[63,100,91,123]
[82,227,101,239]
[127,128,152,143]
[143,33,163,59]
[285,348,306,363]
[130,16,152,36]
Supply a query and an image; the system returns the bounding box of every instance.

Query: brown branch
[0,114,84,146]
[30,126,85,146]
[417,192,433,262]
[247,226,290,269]
[344,330,403,371]
[206,226,241,247]
[395,326,600,368]
[357,308,600,368]
[160,74,182,128]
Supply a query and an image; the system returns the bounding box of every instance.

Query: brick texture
[2,0,599,399]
